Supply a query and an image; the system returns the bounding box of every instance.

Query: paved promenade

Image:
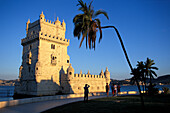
[0,95,106,113]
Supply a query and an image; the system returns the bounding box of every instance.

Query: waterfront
[0,85,170,102]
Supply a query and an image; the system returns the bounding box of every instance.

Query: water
[0,86,14,102]
[109,85,170,93]
[0,85,170,102]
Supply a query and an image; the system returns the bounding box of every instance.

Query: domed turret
[40,11,45,21]
[67,64,74,79]
[100,69,104,76]
[80,70,82,74]
[55,17,61,27]
[87,70,90,75]
[105,67,110,84]
[26,19,30,34]
[62,19,66,29]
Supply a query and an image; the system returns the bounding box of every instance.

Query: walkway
[0,95,106,113]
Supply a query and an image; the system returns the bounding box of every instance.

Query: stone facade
[15,12,110,96]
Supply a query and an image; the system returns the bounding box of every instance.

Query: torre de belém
[14,12,110,96]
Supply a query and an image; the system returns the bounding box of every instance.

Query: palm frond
[150,66,158,70]
[79,33,86,48]
[150,70,158,77]
[74,24,82,38]
[94,10,109,20]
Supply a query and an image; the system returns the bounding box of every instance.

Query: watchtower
[15,12,70,96]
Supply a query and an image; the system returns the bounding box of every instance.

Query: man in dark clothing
[84,84,90,102]
[106,83,110,97]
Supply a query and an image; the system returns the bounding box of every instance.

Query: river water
[0,85,170,102]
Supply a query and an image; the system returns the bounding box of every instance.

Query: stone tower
[15,12,70,96]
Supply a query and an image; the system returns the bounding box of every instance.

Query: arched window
[51,44,55,49]
[30,45,32,50]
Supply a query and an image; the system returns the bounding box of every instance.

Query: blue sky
[0,0,170,80]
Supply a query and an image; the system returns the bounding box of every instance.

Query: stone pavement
[0,95,106,113]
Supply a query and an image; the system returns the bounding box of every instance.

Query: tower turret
[100,69,104,75]
[55,17,61,27]
[105,67,110,84]
[26,19,30,34]
[62,19,66,30]
[80,70,82,74]
[87,70,90,75]
[40,11,45,21]
[67,64,74,80]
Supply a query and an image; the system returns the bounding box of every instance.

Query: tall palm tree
[73,0,144,107]
[73,0,109,49]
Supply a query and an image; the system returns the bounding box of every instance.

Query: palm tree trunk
[142,82,145,93]
[101,26,144,108]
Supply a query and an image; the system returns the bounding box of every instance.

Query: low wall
[0,90,164,109]
[0,92,105,109]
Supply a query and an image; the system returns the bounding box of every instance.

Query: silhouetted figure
[117,84,121,96]
[114,84,117,96]
[106,83,110,97]
[84,84,90,102]
[111,83,115,96]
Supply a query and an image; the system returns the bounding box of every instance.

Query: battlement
[74,74,106,79]
[21,31,69,45]
[38,11,66,38]
[39,17,66,29]
[21,32,39,45]
[22,11,69,45]
[39,31,69,45]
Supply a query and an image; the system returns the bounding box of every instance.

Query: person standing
[111,83,115,96]
[84,84,90,102]
[114,84,117,96]
[117,84,121,96]
[106,83,110,97]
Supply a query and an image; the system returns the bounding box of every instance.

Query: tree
[132,58,159,95]
[73,0,144,107]
[131,61,146,93]
[73,0,109,49]
[136,61,146,92]
[144,58,158,84]
[144,58,158,95]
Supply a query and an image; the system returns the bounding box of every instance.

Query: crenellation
[72,72,107,80]
[38,32,69,45]
[29,20,40,29]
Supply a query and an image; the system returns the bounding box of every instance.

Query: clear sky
[0,0,170,80]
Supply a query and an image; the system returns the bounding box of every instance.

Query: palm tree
[73,0,109,49]
[144,58,158,85]
[73,0,144,107]
[136,61,148,92]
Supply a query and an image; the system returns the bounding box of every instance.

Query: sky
[0,0,170,80]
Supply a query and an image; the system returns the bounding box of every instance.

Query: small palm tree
[73,0,144,107]
[136,61,145,92]
[134,58,158,94]
[144,58,158,84]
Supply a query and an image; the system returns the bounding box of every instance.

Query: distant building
[14,12,110,96]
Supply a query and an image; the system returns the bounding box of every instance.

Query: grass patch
[42,95,170,113]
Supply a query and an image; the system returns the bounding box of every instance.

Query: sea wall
[0,92,105,108]
[0,90,164,109]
